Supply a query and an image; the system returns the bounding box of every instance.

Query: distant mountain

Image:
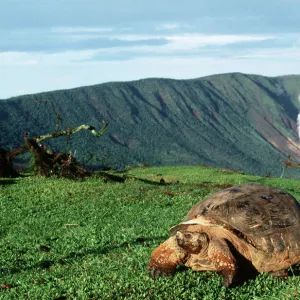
[1,72,300,178]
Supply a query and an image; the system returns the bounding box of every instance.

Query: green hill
[1,72,300,177]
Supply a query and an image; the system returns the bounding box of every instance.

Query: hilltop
[1,72,300,177]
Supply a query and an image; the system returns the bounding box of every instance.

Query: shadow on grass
[127,176,176,186]
[0,236,165,275]
[0,179,17,185]
[61,236,165,261]
[93,172,173,185]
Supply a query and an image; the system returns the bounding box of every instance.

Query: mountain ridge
[1,72,300,178]
[3,72,298,101]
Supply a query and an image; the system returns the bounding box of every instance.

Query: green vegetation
[1,165,300,299]
[1,73,300,178]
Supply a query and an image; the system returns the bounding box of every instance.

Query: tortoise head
[148,230,210,278]
[176,230,209,253]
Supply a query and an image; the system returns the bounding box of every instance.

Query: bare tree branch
[282,155,300,169]
[35,121,108,143]
[7,145,28,159]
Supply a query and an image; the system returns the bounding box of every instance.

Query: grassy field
[1,165,300,299]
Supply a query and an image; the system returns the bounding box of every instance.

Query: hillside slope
[1,72,300,177]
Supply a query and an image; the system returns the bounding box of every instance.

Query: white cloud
[0,33,297,69]
[117,33,272,43]
[155,23,180,30]
[0,52,40,66]
[163,34,273,51]
[235,47,300,60]
[109,33,273,53]
[102,33,274,58]
[1,33,298,70]
[120,27,133,32]
[23,59,39,66]
[155,23,195,31]
[1,28,300,99]
[0,50,99,67]
[0,31,275,62]
[2,54,300,99]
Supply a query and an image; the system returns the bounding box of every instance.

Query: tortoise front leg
[208,238,238,287]
[148,236,187,278]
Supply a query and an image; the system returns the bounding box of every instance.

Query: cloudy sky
[1,0,300,99]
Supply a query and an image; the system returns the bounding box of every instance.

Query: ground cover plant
[1,165,300,299]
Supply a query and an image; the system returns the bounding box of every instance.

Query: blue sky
[1,0,300,99]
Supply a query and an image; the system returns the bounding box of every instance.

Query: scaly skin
[148,236,187,278]
[149,231,238,287]
[207,238,237,287]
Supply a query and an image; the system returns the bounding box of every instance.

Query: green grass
[1,165,300,299]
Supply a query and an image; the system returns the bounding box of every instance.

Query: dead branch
[7,144,28,159]
[1,96,109,178]
[24,132,91,178]
[36,121,108,143]
[282,155,300,169]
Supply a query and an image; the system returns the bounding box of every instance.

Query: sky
[1,0,300,99]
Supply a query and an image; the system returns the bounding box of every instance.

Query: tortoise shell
[174,183,300,252]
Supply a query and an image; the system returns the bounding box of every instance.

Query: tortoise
[148,183,300,287]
